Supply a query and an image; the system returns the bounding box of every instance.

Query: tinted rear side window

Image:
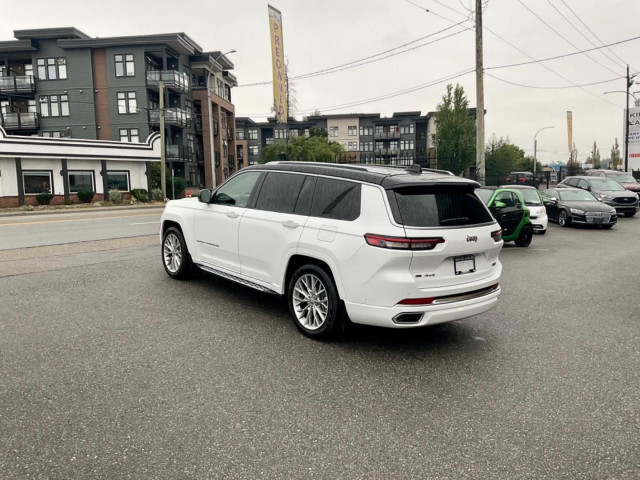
[311,178,361,221]
[255,172,306,214]
[389,186,493,227]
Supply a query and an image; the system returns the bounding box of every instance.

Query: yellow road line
[0,212,161,227]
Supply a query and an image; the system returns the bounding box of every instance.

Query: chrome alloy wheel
[163,233,183,273]
[292,273,329,330]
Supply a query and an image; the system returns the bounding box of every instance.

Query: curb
[0,204,166,218]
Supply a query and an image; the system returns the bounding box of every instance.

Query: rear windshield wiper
[440,217,470,225]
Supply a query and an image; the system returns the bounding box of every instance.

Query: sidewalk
[0,202,166,218]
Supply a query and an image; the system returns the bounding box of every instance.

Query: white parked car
[160,163,503,339]
[501,185,549,234]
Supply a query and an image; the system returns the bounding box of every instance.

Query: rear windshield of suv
[388,186,493,227]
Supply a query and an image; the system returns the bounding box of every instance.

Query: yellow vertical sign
[268,5,287,123]
[566,111,573,151]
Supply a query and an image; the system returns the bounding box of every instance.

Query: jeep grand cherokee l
[160,163,503,340]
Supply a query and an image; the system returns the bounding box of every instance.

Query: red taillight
[397,297,435,306]
[491,229,502,242]
[364,234,444,251]
[506,177,511,182]
[491,283,499,290]
[519,177,527,182]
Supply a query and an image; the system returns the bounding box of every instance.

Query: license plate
[454,255,476,275]
[593,217,603,224]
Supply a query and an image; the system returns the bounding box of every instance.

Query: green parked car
[476,187,534,247]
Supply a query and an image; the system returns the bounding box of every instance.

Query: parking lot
[1,215,639,479]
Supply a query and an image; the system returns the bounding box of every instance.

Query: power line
[516,0,620,76]
[557,0,635,71]
[237,20,470,87]
[485,35,640,70]
[486,72,623,89]
[544,0,624,71]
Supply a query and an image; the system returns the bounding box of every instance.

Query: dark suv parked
[558,176,639,217]
[505,171,538,187]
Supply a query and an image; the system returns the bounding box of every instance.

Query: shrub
[36,193,53,205]
[109,189,123,204]
[166,177,186,199]
[152,188,164,202]
[77,190,94,203]
[64,198,73,206]
[131,188,149,203]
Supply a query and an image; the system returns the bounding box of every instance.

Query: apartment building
[235,112,442,167]
[0,27,238,191]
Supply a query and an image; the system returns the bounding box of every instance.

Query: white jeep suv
[160,162,503,339]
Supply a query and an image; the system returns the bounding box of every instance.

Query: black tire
[287,264,340,340]
[624,211,637,217]
[558,210,570,227]
[515,225,533,247]
[162,226,192,279]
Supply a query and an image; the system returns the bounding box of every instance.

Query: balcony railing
[0,75,36,94]
[0,112,39,130]
[165,145,194,162]
[374,130,400,139]
[149,108,190,127]
[375,148,399,156]
[146,70,189,93]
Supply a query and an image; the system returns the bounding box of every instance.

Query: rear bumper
[344,285,501,328]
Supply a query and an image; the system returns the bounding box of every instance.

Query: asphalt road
[1,215,639,479]
[0,207,164,250]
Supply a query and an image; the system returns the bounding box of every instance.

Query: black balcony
[374,130,400,139]
[149,108,190,128]
[0,75,36,94]
[165,145,194,162]
[375,148,399,156]
[0,112,39,131]
[146,70,189,93]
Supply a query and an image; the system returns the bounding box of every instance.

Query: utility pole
[625,64,631,172]
[475,0,485,185]
[159,81,167,201]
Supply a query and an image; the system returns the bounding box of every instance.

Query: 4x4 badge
[466,235,478,242]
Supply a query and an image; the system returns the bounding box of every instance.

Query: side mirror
[198,189,212,203]
[492,201,507,209]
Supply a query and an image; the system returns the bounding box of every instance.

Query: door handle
[282,220,299,229]
[226,211,239,219]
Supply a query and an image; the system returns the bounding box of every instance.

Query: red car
[585,169,640,193]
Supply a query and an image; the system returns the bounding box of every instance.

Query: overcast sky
[2,0,638,164]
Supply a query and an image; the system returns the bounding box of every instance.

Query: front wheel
[515,225,533,247]
[288,265,340,340]
[162,227,192,279]
[558,210,570,227]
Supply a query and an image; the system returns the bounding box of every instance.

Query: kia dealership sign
[627,107,640,169]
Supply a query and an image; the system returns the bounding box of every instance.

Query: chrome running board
[196,263,278,294]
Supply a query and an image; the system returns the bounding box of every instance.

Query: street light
[603,90,639,106]
[212,49,237,70]
[534,126,554,182]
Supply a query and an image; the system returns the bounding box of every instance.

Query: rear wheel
[515,225,533,247]
[288,265,340,340]
[162,227,192,279]
[558,210,570,227]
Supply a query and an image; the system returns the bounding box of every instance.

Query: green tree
[434,83,476,174]
[259,135,344,164]
[587,141,601,168]
[610,138,622,170]
[517,155,544,174]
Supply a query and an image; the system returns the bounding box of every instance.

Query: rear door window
[310,178,361,221]
[389,186,493,227]
[254,172,306,214]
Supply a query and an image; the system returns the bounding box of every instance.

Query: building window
[304,129,310,138]
[23,171,52,194]
[0,66,5,77]
[236,130,245,140]
[36,57,67,80]
[249,145,259,155]
[265,137,274,145]
[348,126,357,136]
[347,141,358,151]
[359,141,373,152]
[42,131,66,138]
[359,126,373,136]
[117,92,137,114]
[390,141,398,152]
[0,100,8,114]
[24,64,33,77]
[119,128,139,143]
[248,129,258,140]
[187,133,195,153]
[274,128,288,139]
[375,125,384,136]
[68,171,94,193]
[185,100,192,118]
[376,141,384,151]
[329,126,339,137]
[223,138,228,158]
[27,100,36,113]
[107,171,130,191]
[290,129,298,138]
[400,124,415,135]
[115,54,135,77]
[217,79,224,98]
[39,95,69,117]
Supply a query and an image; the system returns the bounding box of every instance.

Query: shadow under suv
[160,162,503,339]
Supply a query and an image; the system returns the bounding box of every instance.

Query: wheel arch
[283,254,345,299]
